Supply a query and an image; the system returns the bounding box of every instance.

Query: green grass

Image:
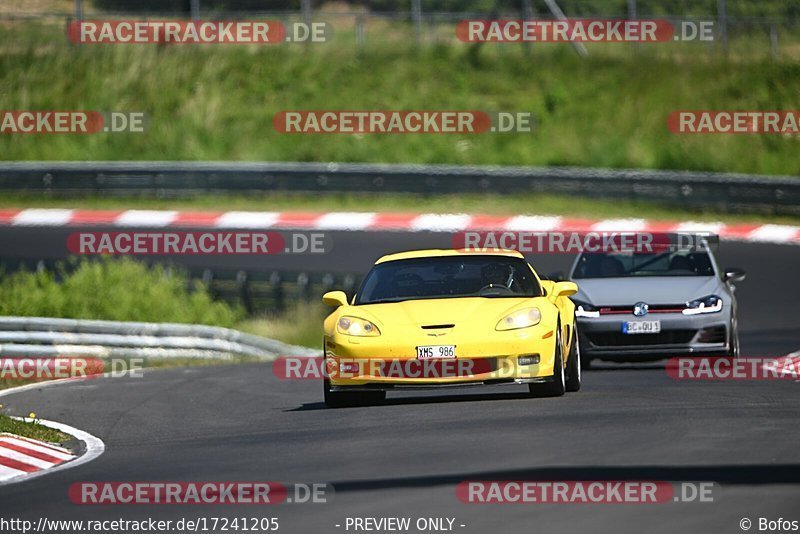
[142,355,263,368]
[1,21,800,174]
[2,191,798,225]
[239,301,327,349]
[0,413,70,443]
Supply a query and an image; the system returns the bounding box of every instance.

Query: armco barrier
[1,162,798,215]
[0,316,320,360]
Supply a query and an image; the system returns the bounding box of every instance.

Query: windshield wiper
[358,298,410,305]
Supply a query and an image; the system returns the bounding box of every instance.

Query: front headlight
[337,316,381,336]
[496,307,542,331]
[572,299,600,318]
[682,295,723,315]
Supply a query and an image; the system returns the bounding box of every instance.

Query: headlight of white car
[572,299,600,318]
[496,308,542,331]
[682,295,723,315]
[337,316,381,336]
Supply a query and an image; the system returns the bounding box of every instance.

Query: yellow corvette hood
[355,297,538,327]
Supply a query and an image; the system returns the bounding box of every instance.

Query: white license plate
[416,345,456,359]
[622,321,661,334]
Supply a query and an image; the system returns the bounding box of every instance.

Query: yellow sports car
[321,249,581,407]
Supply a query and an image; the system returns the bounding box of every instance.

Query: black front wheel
[565,322,582,392]
[529,327,566,398]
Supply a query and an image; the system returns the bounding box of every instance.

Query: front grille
[586,330,696,347]
[598,304,686,315]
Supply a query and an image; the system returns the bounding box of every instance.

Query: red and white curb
[0,419,104,486]
[0,382,106,486]
[0,209,798,245]
[0,433,75,482]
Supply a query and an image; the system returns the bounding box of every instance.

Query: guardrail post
[627,0,639,54]
[342,274,356,302]
[301,0,312,28]
[190,0,200,21]
[521,0,533,55]
[297,273,312,302]
[717,0,728,56]
[236,270,252,315]
[270,272,284,313]
[322,273,335,294]
[201,268,215,298]
[356,15,366,48]
[201,268,213,286]
[770,24,779,60]
[411,0,422,46]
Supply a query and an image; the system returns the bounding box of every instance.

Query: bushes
[0,258,243,327]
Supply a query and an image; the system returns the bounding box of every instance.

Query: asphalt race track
[0,228,798,534]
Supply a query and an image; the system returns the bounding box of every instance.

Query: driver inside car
[480,262,513,289]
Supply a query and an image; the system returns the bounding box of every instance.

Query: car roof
[376,249,524,264]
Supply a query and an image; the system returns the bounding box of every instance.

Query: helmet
[481,262,511,286]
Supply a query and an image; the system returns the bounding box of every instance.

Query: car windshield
[571,250,716,279]
[355,255,542,304]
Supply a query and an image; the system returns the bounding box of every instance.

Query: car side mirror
[322,290,349,307]
[553,281,578,298]
[723,268,746,283]
[547,271,566,281]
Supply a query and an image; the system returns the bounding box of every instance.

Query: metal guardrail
[0,316,319,360]
[1,161,798,215]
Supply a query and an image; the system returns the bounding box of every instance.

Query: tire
[529,326,566,398]
[565,322,581,392]
[324,379,385,408]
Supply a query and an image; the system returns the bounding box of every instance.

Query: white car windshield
[572,250,716,279]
